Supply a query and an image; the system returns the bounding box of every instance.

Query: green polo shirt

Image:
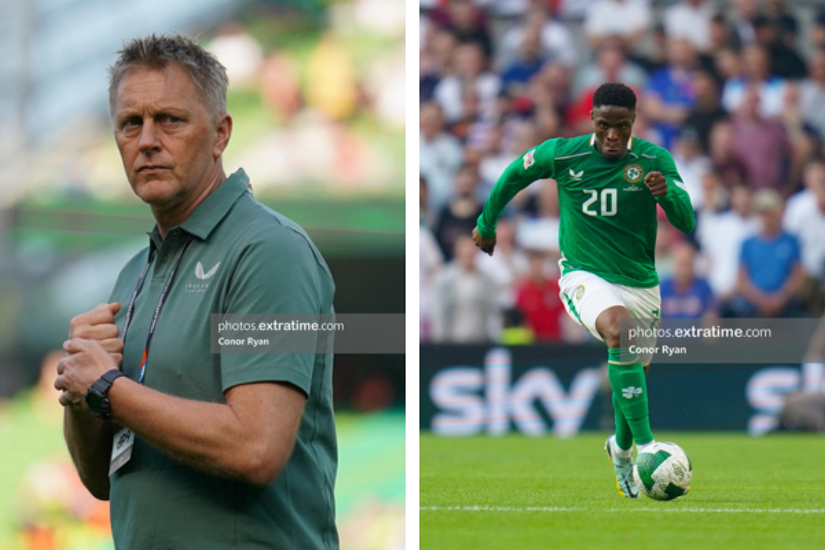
[107,169,338,549]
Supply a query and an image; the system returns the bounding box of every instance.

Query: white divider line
[421,506,825,514]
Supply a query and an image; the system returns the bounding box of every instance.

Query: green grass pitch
[421,433,825,550]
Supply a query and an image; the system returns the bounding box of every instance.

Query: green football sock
[612,393,633,451]
[608,348,654,446]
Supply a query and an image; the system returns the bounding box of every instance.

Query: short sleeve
[219,228,331,396]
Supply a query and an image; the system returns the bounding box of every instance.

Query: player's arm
[475,140,557,247]
[60,303,125,500]
[645,149,696,234]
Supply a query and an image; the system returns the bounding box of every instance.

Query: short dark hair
[109,34,228,122]
[592,83,636,111]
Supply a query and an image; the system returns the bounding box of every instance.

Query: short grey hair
[108,33,228,121]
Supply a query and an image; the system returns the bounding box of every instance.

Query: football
[633,441,692,500]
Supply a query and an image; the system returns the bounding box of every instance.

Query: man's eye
[600,122,608,129]
[122,118,141,129]
[163,116,182,124]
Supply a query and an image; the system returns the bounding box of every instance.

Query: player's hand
[69,303,124,365]
[472,227,496,256]
[644,171,668,198]
[55,338,119,408]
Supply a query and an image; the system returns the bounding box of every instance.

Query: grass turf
[421,432,825,550]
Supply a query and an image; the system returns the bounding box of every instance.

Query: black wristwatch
[85,369,126,420]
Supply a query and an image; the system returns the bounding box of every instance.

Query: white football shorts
[558,268,661,365]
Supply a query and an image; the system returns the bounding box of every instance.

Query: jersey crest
[523,149,536,170]
[623,164,644,183]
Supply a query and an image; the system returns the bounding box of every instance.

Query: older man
[54,34,338,549]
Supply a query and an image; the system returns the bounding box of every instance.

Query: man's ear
[214,114,233,159]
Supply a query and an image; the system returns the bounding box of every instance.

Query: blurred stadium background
[0,1,404,549]
[419,0,825,442]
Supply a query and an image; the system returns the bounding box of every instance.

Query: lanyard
[121,236,193,385]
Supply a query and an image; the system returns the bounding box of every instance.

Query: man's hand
[55,338,119,408]
[69,303,124,365]
[472,227,497,256]
[644,171,668,198]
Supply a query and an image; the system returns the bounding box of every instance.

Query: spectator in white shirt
[663,0,714,53]
[584,0,652,52]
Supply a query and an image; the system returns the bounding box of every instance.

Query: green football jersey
[477,134,695,288]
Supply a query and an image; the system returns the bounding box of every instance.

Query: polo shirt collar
[147,168,250,251]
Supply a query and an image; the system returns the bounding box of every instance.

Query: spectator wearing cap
[660,242,717,319]
[663,0,714,53]
[684,70,729,154]
[724,189,805,317]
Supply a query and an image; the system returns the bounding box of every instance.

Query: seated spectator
[730,85,790,193]
[476,219,529,309]
[420,101,464,213]
[643,37,700,149]
[660,242,717,318]
[684,70,729,154]
[799,48,825,141]
[752,14,806,80]
[722,44,787,119]
[430,0,493,58]
[584,0,652,53]
[709,13,740,52]
[697,181,759,300]
[420,28,458,103]
[500,24,546,97]
[496,3,576,70]
[671,126,711,209]
[515,250,564,342]
[814,9,825,50]
[784,161,825,311]
[663,0,714,53]
[731,0,760,47]
[434,163,485,260]
[433,41,501,124]
[420,177,445,342]
[431,235,501,342]
[708,120,750,189]
[724,189,805,317]
[766,0,800,49]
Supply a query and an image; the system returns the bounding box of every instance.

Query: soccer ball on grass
[633,441,692,500]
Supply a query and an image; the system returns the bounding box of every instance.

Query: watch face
[86,390,105,416]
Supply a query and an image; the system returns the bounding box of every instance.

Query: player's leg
[558,272,639,497]
[596,306,655,452]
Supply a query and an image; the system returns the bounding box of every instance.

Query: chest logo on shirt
[623,164,644,184]
[195,261,221,280]
[569,168,584,181]
[523,149,536,170]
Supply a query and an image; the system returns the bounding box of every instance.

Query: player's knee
[602,322,623,348]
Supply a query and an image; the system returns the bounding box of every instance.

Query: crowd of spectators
[420,0,825,344]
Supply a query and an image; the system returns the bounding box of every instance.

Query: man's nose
[606,128,619,141]
[138,120,159,152]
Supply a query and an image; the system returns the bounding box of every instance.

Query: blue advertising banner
[420,344,822,436]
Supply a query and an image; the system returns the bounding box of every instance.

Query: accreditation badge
[109,427,135,475]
